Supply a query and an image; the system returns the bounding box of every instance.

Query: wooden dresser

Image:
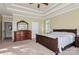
[14,30,31,42]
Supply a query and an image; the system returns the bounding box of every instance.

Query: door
[32,22,39,39]
[0,18,2,42]
[4,22,12,40]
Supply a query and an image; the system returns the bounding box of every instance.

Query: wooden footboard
[36,34,59,55]
[36,29,77,55]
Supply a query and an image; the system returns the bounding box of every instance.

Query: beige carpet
[0,40,79,55]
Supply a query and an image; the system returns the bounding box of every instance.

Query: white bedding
[38,32,75,53]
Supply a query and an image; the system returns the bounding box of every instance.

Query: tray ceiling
[0,3,79,19]
[14,3,51,11]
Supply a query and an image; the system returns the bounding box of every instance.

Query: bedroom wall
[52,8,79,34]
[12,15,45,40]
[0,16,2,41]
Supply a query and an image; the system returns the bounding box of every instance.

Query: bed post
[55,52,58,55]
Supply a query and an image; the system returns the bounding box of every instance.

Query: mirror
[17,20,28,30]
[9,25,12,30]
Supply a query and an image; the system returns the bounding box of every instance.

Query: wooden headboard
[53,29,77,36]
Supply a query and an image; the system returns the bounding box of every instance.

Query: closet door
[32,22,39,39]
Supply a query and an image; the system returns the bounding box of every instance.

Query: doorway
[4,22,12,41]
[32,22,39,39]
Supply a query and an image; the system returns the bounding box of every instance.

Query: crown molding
[7,7,43,15]
[44,3,70,16]
[5,3,79,20]
[13,13,44,19]
[44,4,79,19]
[11,4,43,14]
[2,15,13,17]
[43,4,60,13]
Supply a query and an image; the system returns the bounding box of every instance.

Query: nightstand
[75,36,79,47]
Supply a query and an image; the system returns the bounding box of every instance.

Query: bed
[36,29,77,55]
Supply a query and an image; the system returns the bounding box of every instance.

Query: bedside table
[75,36,79,47]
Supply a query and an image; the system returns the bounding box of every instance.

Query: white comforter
[39,32,75,53]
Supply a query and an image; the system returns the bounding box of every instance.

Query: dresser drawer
[14,30,32,42]
[75,43,79,47]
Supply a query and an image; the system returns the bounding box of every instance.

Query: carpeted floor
[0,40,79,55]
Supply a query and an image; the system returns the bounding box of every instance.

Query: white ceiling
[0,3,79,19]
[14,3,52,11]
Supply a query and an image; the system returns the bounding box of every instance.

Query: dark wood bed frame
[36,29,77,55]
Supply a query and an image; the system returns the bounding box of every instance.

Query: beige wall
[12,16,45,40]
[52,8,79,33]
[12,16,45,33]
[2,8,79,41]
[0,15,46,41]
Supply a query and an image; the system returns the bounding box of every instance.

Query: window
[45,19,52,33]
